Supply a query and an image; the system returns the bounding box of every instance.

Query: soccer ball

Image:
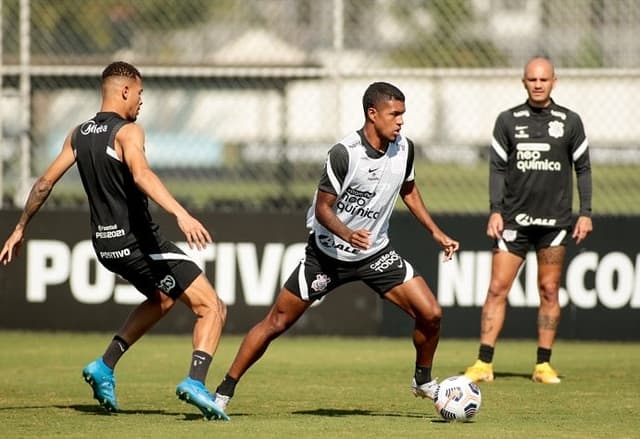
[433,375,482,421]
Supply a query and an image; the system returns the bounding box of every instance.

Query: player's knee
[192,294,226,323]
[266,317,288,336]
[538,281,560,304]
[418,302,442,328]
[264,311,293,337]
[486,282,510,302]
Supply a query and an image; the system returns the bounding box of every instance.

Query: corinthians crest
[311,273,331,293]
[548,120,564,138]
[156,275,176,294]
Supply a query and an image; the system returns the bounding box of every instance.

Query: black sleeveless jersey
[489,100,592,229]
[71,112,160,253]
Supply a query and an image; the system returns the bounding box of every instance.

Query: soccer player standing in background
[464,56,593,384]
[0,61,229,420]
[213,81,460,411]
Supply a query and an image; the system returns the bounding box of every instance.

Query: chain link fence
[2,0,640,213]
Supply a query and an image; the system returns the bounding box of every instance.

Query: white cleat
[214,392,231,411]
[411,378,439,400]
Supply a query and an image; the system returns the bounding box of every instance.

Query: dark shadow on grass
[2,403,230,422]
[0,404,123,416]
[292,408,436,419]
[0,405,56,411]
[457,370,535,380]
[0,404,116,416]
[494,371,536,380]
[431,418,479,424]
[62,404,202,420]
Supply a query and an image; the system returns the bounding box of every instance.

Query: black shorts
[96,238,201,300]
[495,226,571,259]
[284,234,420,302]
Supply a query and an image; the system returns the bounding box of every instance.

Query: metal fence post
[17,0,30,206]
[0,0,4,208]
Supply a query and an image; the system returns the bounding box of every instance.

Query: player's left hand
[572,216,593,244]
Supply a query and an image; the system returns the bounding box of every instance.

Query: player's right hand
[486,212,503,239]
[349,229,371,250]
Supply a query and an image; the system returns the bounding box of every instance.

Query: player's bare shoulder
[115,121,145,155]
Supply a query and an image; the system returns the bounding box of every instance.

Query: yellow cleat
[532,362,561,384]
[464,359,494,382]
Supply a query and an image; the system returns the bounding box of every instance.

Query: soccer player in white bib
[213,82,460,411]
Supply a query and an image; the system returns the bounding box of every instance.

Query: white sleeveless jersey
[306,131,415,262]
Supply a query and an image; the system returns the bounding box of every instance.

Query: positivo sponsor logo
[99,248,131,259]
[19,240,640,310]
[23,239,306,306]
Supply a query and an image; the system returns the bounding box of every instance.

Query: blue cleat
[82,358,118,412]
[176,377,230,421]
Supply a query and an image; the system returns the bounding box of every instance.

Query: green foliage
[388,38,508,68]
[386,0,508,67]
[570,35,605,68]
[25,0,227,56]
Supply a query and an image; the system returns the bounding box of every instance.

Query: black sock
[102,335,129,369]
[537,347,552,364]
[189,350,213,384]
[414,365,432,385]
[215,374,238,397]
[478,344,494,363]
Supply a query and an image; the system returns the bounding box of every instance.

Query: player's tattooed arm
[15,177,54,230]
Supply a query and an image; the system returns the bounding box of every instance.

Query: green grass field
[0,333,637,438]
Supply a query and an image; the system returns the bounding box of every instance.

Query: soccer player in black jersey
[464,57,593,384]
[212,82,460,412]
[0,62,229,420]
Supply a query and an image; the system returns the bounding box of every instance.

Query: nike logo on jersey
[515,125,529,139]
[367,167,380,181]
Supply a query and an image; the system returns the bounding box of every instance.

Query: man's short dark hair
[362,82,405,115]
[102,61,141,82]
